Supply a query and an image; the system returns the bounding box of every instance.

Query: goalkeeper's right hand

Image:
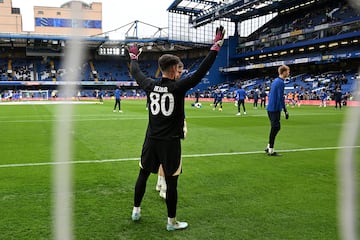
[128,44,142,60]
[210,26,226,52]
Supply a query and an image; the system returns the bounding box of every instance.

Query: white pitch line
[0,101,98,105]
[0,145,359,169]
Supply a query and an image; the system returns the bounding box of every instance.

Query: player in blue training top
[319,88,328,107]
[113,86,122,112]
[265,65,290,156]
[235,85,247,115]
[213,88,224,111]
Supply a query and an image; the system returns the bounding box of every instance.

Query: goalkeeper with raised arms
[129,26,225,231]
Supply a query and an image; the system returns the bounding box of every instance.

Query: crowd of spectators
[238,0,360,54]
[187,71,357,104]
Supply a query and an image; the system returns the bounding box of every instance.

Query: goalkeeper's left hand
[183,120,187,139]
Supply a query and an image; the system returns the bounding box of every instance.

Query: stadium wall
[34,1,102,36]
[184,97,360,107]
[0,0,22,33]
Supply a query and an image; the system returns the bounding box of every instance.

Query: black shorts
[267,111,281,128]
[140,137,181,176]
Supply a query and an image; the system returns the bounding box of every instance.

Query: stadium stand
[0,0,359,104]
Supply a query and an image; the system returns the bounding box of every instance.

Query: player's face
[175,65,184,80]
[284,69,290,78]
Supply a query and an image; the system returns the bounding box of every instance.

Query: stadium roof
[167,0,329,27]
[0,32,209,56]
[167,0,219,16]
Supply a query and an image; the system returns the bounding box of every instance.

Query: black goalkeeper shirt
[130,50,217,140]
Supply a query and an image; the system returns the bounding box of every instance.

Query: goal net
[20,90,49,100]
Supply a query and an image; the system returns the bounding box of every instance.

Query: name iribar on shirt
[153,86,169,93]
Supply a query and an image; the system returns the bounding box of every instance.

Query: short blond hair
[278,65,290,75]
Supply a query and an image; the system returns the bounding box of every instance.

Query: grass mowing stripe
[0,112,342,123]
[1,145,358,169]
[0,101,352,239]
[0,117,148,123]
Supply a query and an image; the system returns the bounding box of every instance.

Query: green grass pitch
[0,99,359,240]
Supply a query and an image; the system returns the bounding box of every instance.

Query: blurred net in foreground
[52,3,86,240]
[337,2,359,240]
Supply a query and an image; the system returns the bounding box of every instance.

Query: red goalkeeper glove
[210,26,226,52]
[128,44,142,60]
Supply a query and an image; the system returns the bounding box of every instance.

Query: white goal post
[19,90,49,100]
